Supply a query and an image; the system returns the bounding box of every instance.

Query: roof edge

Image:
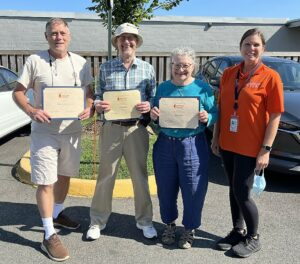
[0,10,289,25]
[286,19,300,28]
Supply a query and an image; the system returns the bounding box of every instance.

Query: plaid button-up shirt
[97,57,156,104]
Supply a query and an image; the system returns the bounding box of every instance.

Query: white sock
[53,203,64,219]
[42,217,56,240]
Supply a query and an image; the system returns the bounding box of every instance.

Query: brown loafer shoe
[41,233,69,262]
[53,211,80,230]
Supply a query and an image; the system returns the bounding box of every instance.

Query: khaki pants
[90,122,153,226]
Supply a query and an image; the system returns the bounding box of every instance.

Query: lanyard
[48,50,78,87]
[233,63,260,111]
[177,87,184,96]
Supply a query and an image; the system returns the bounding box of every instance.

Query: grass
[79,121,156,180]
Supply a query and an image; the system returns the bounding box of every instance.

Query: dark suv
[196,56,300,175]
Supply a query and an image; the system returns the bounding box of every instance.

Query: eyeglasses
[172,63,193,70]
[118,35,137,42]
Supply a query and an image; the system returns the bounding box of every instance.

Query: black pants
[220,149,259,236]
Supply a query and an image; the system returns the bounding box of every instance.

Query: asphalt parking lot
[0,126,299,264]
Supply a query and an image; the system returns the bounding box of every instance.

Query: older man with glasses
[86,23,157,241]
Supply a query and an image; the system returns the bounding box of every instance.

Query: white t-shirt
[18,50,93,134]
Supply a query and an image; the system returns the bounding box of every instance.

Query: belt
[166,136,187,141]
[160,132,201,141]
[111,120,138,126]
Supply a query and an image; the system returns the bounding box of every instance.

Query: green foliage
[79,131,156,180]
[87,0,189,30]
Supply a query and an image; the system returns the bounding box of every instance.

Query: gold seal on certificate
[103,90,141,120]
[159,97,199,129]
[43,86,85,119]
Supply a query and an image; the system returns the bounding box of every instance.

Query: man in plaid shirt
[87,23,157,240]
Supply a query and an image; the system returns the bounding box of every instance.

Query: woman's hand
[150,107,160,121]
[256,148,270,171]
[199,110,208,123]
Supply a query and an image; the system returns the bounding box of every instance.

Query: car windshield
[264,61,300,91]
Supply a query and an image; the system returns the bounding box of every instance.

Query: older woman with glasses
[150,47,218,249]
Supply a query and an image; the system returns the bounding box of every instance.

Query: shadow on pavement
[0,124,31,146]
[66,206,220,250]
[0,202,42,253]
[0,203,220,251]
[0,227,41,253]
[0,202,40,227]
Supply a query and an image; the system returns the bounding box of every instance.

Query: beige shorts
[30,131,81,185]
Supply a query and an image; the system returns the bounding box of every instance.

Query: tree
[87,0,189,31]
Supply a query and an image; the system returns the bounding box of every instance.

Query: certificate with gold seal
[42,86,86,119]
[103,89,141,121]
[159,97,199,129]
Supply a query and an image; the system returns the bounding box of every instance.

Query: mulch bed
[82,120,101,135]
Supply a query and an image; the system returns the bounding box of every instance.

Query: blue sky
[0,0,299,20]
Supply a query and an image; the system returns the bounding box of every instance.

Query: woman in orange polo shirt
[211,28,284,258]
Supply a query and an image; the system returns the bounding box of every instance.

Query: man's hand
[79,106,95,120]
[29,108,51,123]
[94,100,111,113]
[136,101,150,114]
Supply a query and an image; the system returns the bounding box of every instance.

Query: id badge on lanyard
[230,114,239,132]
[230,63,260,133]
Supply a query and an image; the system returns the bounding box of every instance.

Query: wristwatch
[262,145,272,152]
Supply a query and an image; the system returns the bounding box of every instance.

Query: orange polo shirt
[219,62,284,157]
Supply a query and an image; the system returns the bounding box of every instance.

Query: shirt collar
[238,61,264,79]
[116,56,138,68]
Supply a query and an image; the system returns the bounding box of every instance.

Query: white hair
[171,47,196,64]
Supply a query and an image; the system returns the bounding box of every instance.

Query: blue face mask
[251,169,266,197]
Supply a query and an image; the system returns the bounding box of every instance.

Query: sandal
[178,229,195,249]
[161,223,176,245]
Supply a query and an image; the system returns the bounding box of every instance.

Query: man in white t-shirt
[13,17,94,262]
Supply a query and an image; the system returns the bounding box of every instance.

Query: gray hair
[45,18,69,33]
[171,47,196,64]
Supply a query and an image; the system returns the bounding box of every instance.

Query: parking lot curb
[17,151,157,198]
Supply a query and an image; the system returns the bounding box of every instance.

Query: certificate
[42,86,85,119]
[159,97,199,129]
[103,90,141,121]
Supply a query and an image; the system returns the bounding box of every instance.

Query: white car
[0,66,32,139]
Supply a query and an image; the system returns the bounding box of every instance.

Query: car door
[202,58,230,101]
[212,59,231,100]
[0,67,31,138]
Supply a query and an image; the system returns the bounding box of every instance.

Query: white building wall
[0,11,300,55]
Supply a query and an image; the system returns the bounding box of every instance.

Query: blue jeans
[153,132,209,229]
